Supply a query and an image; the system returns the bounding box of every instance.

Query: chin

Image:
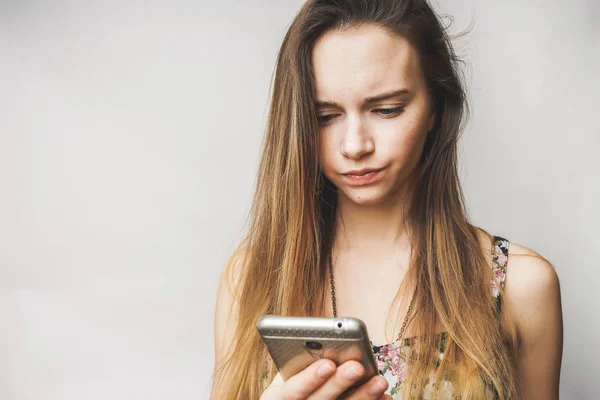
[339,187,390,206]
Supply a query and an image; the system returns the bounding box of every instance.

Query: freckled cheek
[382,117,427,157]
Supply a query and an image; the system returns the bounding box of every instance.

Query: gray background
[0,0,598,399]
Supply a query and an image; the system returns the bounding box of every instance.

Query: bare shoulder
[503,241,562,342]
[474,227,560,304]
[505,242,560,312]
[474,227,562,337]
[213,246,250,362]
[217,246,249,303]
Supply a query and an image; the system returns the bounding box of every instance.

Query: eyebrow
[315,88,411,109]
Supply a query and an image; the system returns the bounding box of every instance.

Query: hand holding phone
[260,358,391,400]
[257,315,391,399]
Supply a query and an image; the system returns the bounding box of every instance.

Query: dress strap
[491,235,509,314]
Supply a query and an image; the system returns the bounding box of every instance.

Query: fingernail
[368,378,388,395]
[317,363,334,378]
[343,366,362,380]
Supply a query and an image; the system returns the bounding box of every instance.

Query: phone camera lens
[305,341,323,351]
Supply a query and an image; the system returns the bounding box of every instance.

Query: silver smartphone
[257,315,378,394]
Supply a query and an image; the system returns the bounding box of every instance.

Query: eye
[317,114,339,126]
[374,107,405,116]
[316,107,405,126]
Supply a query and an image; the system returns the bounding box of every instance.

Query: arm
[210,249,246,399]
[504,244,563,399]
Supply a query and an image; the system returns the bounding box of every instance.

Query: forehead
[311,24,424,102]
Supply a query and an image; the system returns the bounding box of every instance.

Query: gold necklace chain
[328,252,415,343]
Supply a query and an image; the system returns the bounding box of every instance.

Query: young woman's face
[312,24,435,206]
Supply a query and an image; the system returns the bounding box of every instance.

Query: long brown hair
[213,0,520,398]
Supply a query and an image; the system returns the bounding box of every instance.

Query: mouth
[341,167,384,185]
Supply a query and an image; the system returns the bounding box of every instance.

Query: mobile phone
[256,315,378,395]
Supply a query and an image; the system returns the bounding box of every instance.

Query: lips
[342,168,383,177]
[340,167,384,185]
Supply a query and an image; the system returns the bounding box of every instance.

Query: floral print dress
[260,236,510,398]
[372,235,509,399]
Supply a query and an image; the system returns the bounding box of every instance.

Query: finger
[277,359,337,399]
[342,374,388,400]
[307,360,365,399]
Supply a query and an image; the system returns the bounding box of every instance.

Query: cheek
[318,134,332,169]
[384,113,428,158]
[318,134,342,183]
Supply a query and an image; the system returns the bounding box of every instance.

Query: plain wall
[0,0,597,399]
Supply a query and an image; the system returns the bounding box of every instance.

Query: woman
[211,0,563,399]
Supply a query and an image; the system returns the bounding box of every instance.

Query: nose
[340,116,374,160]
